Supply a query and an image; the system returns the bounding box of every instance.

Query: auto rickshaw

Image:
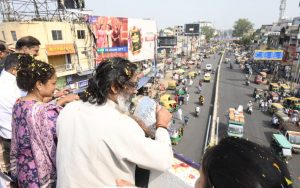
[160,94,172,102]
[174,69,185,74]
[159,94,178,112]
[293,103,300,111]
[255,75,263,84]
[274,111,290,125]
[269,103,284,115]
[280,84,290,93]
[284,97,300,108]
[271,133,292,162]
[167,80,177,90]
[269,83,280,92]
[170,127,184,145]
[188,71,197,79]
[269,91,279,102]
[161,100,178,113]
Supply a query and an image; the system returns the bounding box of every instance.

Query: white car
[205,64,212,71]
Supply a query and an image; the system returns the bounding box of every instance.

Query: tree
[232,18,254,37]
[201,26,215,42]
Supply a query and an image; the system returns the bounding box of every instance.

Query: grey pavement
[172,54,221,164]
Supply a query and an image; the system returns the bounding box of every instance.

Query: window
[11,31,17,41]
[66,54,72,64]
[52,30,62,40]
[77,30,85,39]
[2,31,6,41]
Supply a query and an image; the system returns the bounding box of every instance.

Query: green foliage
[232,18,254,37]
[201,26,215,42]
[235,35,254,45]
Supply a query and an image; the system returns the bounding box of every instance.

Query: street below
[173,54,221,163]
[218,53,300,187]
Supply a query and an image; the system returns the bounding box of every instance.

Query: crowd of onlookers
[0,38,295,188]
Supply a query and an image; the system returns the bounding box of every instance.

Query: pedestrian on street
[198,69,201,75]
[199,80,202,87]
[179,96,183,106]
[177,108,183,121]
[255,93,259,102]
[198,85,202,94]
[174,94,179,104]
[182,79,186,85]
[264,101,268,112]
[261,101,266,112]
[184,86,188,93]
[172,118,176,126]
[259,99,263,110]
[183,115,189,126]
[189,78,193,86]
[186,93,190,102]
[268,99,272,109]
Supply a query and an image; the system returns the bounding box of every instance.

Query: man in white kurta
[56,100,173,187]
[56,58,173,188]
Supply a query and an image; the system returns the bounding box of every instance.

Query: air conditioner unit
[66,64,73,70]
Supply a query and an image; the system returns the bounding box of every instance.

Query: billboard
[89,16,156,63]
[254,50,284,60]
[89,16,129,63]
[184,24,200,36]
[128,19,157,62]
[158,36,177,47]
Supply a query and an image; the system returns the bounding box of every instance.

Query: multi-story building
[199,21,213,28]
[173,25,183,36]
[0,21,95,89]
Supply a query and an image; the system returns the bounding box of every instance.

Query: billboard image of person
[112,25,121,47]
[128,19,157,62]
[89,16,128,63]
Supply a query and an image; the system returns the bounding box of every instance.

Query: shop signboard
[89,16,157,63]
[254,50,284,60]
[46,43,75,56]
[78,79,89,89]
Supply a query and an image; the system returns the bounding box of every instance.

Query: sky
[84,0,300,30]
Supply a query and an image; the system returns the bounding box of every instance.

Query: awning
[137,76,151,90]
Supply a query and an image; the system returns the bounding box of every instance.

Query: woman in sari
[10,54,78,187]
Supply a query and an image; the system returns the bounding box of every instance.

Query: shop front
[46,43,77,89]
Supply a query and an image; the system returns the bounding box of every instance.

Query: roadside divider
[205,51,225,150]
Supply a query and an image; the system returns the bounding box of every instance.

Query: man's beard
[117,93,133,113]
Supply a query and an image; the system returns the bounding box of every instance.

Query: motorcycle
[199,98,204,105]
[245,80,250,86]
[195,110,200,117]
[230,63,233,69]
[247,106,253,114]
